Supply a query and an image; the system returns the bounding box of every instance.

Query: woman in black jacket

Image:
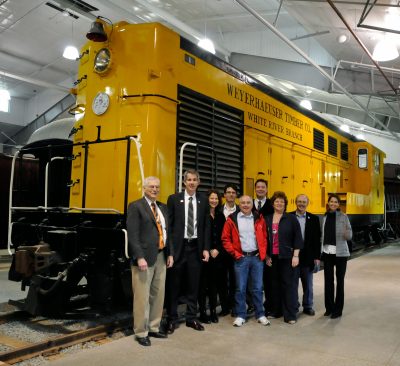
[265,191,303,324]
[198,189,228,323]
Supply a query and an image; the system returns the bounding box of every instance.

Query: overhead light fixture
[337,34,348,43]
[197,38,216,54]
[340,124,350,133]
[198,0,215,54]
[372,38,399,62]
[356,133,365,140]
[86,19,108,42]
[63,45,79,60]
[299,99,312,110]
[63,19,79,60]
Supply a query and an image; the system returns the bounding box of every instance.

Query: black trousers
[264,255,298,321]
[198,259,218,312]
[323,254,347,316]
[219,252,235,312]
[166,244,201,322]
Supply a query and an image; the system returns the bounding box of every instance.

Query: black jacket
[127,197,172,266]
[265,213,303,258]
[290,211,321,268]
[253,198,274,217]
[167,191,210,262]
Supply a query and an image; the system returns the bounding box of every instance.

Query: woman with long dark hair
[198,189,226,323]
[321,193,352,319]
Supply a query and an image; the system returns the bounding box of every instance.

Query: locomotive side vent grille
[341,142,349,161]
[328,136,337,157]
[313,128,324,152]
[177,85,244,193]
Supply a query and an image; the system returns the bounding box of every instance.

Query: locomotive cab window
[374,153,380,173]
[358,148,368,169]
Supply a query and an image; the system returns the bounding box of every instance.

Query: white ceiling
[0,0,399,133]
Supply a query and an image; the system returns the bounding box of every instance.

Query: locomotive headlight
[94,48,111,73]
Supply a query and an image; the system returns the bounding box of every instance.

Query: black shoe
[210,310,219,323]
[303,308,315,316]
[136,336,151,346]
[219,309,230,317]
[324,311,332,317]
[330,313,342,319]
[199,312,211,324]
[166,321,177,334]
[186,320,205,331]
[267,312,282,319]
[148,331,168,338]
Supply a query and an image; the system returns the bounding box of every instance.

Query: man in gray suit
[127,176,174,347]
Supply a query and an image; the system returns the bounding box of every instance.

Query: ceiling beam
[0,69,70,93]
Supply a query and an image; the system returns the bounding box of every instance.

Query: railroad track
[0,310,132,365]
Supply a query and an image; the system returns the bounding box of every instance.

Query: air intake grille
[328,136,337,157]
[341,142,349,161]
[177,85,244,193]
[313,128,324,152]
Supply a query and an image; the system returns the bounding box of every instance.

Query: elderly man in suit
[165,169,210,333]
[127,176,174,347]
[291,194,321,316]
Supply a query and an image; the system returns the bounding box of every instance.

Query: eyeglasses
[146,185,160,190]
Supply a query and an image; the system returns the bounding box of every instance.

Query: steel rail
[0,318,132,364]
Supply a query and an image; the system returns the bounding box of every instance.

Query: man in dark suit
[291,194,321,316]
[127,176,174,347]
[253,178,273,314]
[253,178,274,217]
[165,169,210,333]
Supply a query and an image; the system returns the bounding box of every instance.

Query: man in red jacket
[221,195,270,327]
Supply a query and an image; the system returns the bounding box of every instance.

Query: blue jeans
[234,255,264,319]
[294,266,314,311]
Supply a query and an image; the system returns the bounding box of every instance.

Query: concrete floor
[46,243,400,366]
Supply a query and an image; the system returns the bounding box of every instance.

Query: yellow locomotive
[8,21,384,314]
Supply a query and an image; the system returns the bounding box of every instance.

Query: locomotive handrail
[45,156,67,212]
[178,142,218,192]
[179,142,197,192]
[8,149,20,255]
[122,229,129,259]
[130,136,145,191]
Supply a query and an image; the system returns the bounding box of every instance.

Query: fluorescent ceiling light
[340,124,350,133]
[197,38,216,54]
[372,39,399,62]
[63,45,79,60]
[299,99,312,110]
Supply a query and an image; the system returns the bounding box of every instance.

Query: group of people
[127,169,353,346]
